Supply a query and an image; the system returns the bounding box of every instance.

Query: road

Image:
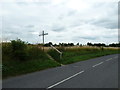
[3,54,118,88]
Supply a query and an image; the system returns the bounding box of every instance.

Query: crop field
[48,46,119,64]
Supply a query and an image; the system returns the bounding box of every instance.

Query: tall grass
[2,40,60,78]
[2,39,48,61]
[47,46,119,64]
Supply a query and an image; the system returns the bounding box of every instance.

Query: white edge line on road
[47,70,84,89]
[92,62,104,67]
[106,58,112,61]
[114,56,118,59]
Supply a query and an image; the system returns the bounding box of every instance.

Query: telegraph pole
[39,31,48,51]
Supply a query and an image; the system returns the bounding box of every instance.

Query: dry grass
[42,46,119,52]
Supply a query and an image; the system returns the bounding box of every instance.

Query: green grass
[3,58,60,78]
[2,41,61,78]
[48,47,119,64]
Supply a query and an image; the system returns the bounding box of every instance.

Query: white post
[50,45,62,59]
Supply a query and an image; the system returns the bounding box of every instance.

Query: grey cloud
[25,25,35,28]
[75,36,98,40]
[16,2,28,5]
[103,35,118,38]
[51,25,66,32]
[57,35,62,37]
[28,30,35,32]
[58,15,65,20]
[16,1,51,6]
[58,10,77,21]
[80,37,97,40]
[52,27,65,32]
[4,31,20,35]
[67,10,77,16]
[90,18,117,29]
[89,2,117,29]
[69,20,82,28]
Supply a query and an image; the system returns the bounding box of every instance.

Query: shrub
[11,39,28,61]
[2,43,13,61]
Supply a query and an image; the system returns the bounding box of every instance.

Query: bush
[2,43,13,61]
[11,39,28,61]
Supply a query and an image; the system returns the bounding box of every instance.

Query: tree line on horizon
[2,39,120,47]
[42,42,120,47]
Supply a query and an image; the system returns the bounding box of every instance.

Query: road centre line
[47,70,84,89]
[92,62,104,67]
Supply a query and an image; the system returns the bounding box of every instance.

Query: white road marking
[47,70,84,89]
[106,58,112,61]
[47,56,118,89]
[92,62,104,67]
[114,56,118,59]
[73,66,79,67]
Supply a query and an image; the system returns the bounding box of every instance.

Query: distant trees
[109,42,120,47]
[59,43,74,47]
[87,42,106,47]
[44,42,76,47]
[44,42,120,47]
[27,42,120,47]
[13,40,119,48]
[87,42,93,46]
[76,43,79,46]
[87,42,120,47]
[44,42,53,47]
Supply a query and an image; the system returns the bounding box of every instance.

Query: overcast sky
[0,0,119,44]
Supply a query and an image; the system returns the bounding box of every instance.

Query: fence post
[50,45,62,60]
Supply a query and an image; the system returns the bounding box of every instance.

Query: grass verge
[3,58,60,79]
[48,47,119,64]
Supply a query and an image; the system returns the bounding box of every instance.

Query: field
[48,46,119,64]
[2,40,120,78]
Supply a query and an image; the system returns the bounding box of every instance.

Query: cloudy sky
[0,0,119,44]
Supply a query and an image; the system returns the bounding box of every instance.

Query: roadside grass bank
[47,47,119,64]
[3,58,60,79]
[2,40,60,79]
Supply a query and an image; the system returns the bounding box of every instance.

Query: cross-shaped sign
[39,31,48,51]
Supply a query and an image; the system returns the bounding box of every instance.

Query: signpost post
[39,31,48,51]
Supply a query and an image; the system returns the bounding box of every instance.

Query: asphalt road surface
[3,54,118,88]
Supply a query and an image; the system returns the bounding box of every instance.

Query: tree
[76,43,79,46]
[44,42,53,47]
[87,42,93,46]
